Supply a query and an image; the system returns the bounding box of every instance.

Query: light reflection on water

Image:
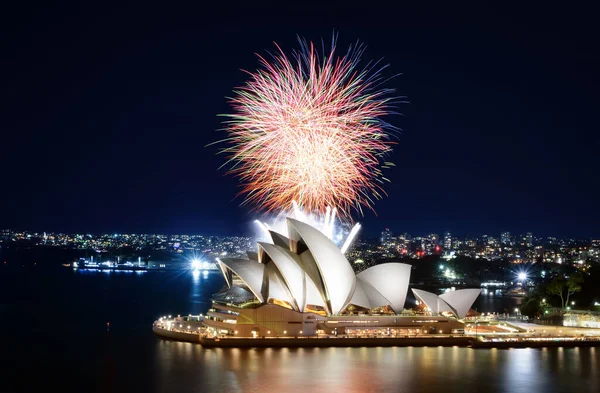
[151,342,599,393]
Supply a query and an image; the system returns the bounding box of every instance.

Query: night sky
[2,3,599,238]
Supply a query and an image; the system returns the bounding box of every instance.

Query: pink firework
[219,38,398,219]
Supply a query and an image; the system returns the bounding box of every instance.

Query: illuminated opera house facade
[203,218,481,338]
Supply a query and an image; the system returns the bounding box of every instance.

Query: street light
[518,272,527,281]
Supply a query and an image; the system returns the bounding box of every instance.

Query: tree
[546,277,566,308]
[565,274,583,308]
[520,294,543,319]
[546,275,584,309]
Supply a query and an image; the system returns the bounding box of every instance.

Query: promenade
[152,318,600,349]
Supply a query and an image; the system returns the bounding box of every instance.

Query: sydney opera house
[203,217,481,338]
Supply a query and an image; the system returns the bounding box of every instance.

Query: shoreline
[152,324,600,349]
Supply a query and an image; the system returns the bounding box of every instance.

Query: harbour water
[1,267,598,392]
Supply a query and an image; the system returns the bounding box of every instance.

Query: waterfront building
[203,218,479,338]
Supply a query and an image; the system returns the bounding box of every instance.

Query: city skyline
[3,225,600,242]
[2,4,599,238]
[4,226,599,266]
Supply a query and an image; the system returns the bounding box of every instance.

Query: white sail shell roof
[349,279,372,309]
[411,288,455,314]
[411,288,481,318]
[287,218,356,315]
[265,265,295,306]
[269,230,290,249]
[298,250,329,313]
[412,288,442,314]
[258,242,306,311]
[218,258,265,303]
[357,278,392,309]
[357,263,411,313]
[304,273,327,309]
[440,289,481,319]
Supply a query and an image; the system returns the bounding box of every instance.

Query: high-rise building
[501,232,512,246]
[398,233,411,253]
[526,232,533,247]
[380,228,392,245]
[444,232,452,250]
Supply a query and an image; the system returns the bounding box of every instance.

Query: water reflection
[152,343,600,393]
[189,270,202,312]
[475,293,523,314]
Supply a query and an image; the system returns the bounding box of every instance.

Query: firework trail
[218,36,398,220]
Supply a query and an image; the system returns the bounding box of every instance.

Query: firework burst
[218,37,399,220]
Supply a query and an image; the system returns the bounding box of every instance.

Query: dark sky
[2,2,599,238]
